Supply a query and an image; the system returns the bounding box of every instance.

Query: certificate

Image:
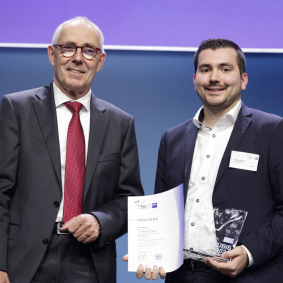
[128,184,184,272]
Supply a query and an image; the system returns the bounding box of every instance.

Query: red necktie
[63,102,85,223]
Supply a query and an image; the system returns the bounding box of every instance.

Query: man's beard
[197,88,241,113]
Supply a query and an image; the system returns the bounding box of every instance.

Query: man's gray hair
[52,17,105,52]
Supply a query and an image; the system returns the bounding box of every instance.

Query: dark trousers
[165,256,283,283]
[165,260,231,283]
[166,269,232,283]
[31,233,98,283]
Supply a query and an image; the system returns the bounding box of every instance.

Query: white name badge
[229,151,259,172]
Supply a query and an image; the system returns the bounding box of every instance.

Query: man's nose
[209,69,220,83]
[72,47,84,63]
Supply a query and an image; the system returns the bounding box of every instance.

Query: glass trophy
[184,208,248,263]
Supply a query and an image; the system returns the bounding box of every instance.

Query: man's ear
[96,52,106,73]
[193,73,197,91]
[241,73,248,91]
[48,45,55,67]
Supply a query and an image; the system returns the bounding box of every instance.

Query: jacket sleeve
[0,95,20,271]
[91,116,144,248]
[154,131,169,194]
[241,118,283,267]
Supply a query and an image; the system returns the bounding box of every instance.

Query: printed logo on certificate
[128,185,185,273]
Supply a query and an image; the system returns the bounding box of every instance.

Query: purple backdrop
[1,0,282,48]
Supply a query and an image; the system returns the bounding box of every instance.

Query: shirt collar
[53,82,91,112]
[193,99,242,128]
[193,107,205,128]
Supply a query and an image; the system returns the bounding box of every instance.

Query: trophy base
[183,249,229,263]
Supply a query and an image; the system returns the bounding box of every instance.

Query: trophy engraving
[184,208,248,263]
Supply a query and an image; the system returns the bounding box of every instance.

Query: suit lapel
[83,94,109,200]
[214,103,252,189]
[184,120,198,204]
[33,83,62,188]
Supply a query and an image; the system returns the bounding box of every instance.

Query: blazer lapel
[83,94,109,200]
[214,103,252,188]
[33,83,62,188]
[184,120,198,204]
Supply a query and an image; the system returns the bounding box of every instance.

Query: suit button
[42,238,48,245]
[53,201,59,208]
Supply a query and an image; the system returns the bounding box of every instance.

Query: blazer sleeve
[0,96,20,271]
[241,118,283,267]
[154,131,169,194]
[91,116,144,248]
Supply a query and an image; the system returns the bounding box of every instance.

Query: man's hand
[0,271,10,283]
[123,254,166,280]
[61,214,100,244]
[204,246,248,278]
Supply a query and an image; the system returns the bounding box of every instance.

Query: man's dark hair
[194,39,246,75]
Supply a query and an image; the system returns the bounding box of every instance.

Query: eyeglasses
[53,44,101,60]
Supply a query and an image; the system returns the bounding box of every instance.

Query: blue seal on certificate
[154,253,163,261]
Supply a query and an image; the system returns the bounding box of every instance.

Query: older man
[128,39,283,282]
[0,17,143,283]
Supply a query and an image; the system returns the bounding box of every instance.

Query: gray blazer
[0,83,144,283]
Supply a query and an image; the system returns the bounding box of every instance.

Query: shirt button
[53,201,59,208]
[206,155,210,158]
[191,222,195,226]
[212,134,216,138]
[196,199,200,203]
[201,177,205,181]
[42,238,48,245]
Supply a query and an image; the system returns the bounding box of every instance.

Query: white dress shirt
[53,82,91,222]
[184,99,253,266]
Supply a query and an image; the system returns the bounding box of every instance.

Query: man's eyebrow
[198,64,211,69]
[198,63,235,69]
[64,41,95,48]
[65,41,76,45]
[83,43,95,48]
[219,63,235,69]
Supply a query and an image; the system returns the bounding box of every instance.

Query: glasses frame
[53,44,102,60]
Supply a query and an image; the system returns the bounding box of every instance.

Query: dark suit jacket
[0,83,144,283]
[155,103,283,282]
